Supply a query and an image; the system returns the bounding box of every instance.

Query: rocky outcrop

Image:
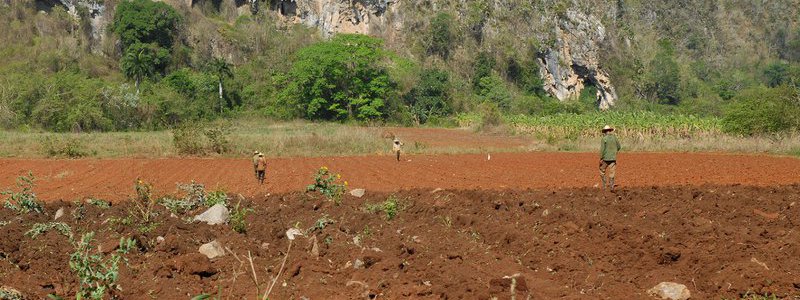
[36,0,107,52]
[537,10,618,110]
[272,0,402,38]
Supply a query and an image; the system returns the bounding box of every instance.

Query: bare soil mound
[1,152,799,202]
[1,185,799,299]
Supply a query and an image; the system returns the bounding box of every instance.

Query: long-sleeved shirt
[600,134,621,161]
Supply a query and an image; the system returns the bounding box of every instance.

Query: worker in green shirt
[599,125,621,191]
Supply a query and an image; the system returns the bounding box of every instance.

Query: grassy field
[505,112,800,155]
[0,116,798,158]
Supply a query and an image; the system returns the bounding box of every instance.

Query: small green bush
[2,172,44,214]
[40,135,90,158]
[69,232,135,300]
[204,122,231,154]
[722,85,800,135]
[306,167,347,204]
[230,200,253,234]
[172,122,205,155]
[25,222,73,240]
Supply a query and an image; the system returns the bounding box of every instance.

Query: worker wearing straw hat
[392,137,404,162]
[599,125,621,191]
[256,153,267,185]
[252,150,261,179]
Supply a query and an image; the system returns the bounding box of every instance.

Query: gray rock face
[193,204,230,225]
[538,10,618,110]
[274,0,402,38]
[647,282,691,300]
[198,240,226,259]
[41,0,107,53]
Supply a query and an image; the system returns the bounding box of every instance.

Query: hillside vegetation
[0,0,799,136]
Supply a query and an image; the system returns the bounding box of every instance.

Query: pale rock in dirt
[156,236,165,243]
[193,204,229,225]
[647,282,691,300]
[309,235,320,257]
[54,207,65,220]
[199,240,226,259]
[350,188,366,198]
[353,258,364,269]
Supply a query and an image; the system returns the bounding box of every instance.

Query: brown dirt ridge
[1,186,800,299]
[1,152,799,202]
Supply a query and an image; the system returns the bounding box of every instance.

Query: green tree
[476,74,511,112]
[473,51,496,90]
[406,68,450,124]
[648,39,681,105]
[208,58,233,113]
[280,34,393,121]
[120,43,169,93]
[427,13,454,59]
[112,0,181,50]
[722,85,800,135]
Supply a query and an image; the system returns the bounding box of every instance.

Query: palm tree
[208,57,233,113]
[120,44,156,94]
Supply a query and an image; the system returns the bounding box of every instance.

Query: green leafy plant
[40,135,90,158]
[306,167,347,204]
[2,172,44,214]
[365,195,403,221]
[87,198,112,208]
[69,232,135,300]
[230,200,253,234]
[172,122,205,155]
[26,222,74,240]
[203,122,231,154]
[308,215,335,233]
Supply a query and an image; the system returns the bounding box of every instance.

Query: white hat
[602,125,614,132]
[254,150,259,154]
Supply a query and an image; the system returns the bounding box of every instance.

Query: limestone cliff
[538,10,617,110]
[268,0,618,108]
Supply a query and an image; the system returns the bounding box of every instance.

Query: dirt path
[1,152,798,201]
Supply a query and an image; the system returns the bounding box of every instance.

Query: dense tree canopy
[112,0,181,50]
[280,34,392,121]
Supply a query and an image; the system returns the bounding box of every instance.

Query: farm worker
[392,138,404,161]
[252,150,260,179]
[599,125,621,191]
[256,153,267,185]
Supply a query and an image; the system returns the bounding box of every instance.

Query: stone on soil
[647,282,691,300]
[350,188,366,198]
[53,207,64,220]
[193,204,229,225]
[199,240,226,259]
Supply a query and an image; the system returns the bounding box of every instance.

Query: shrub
[40,135,90,158]
[427,12,455,59]
[25,222,73,240]
[230,200,253,234]
[172,122,205,155]
[364,195,402,221]
[2,172,44,214]
[69,232,135,300]
[722,85,800,135]
[306,167,347,204]
[204,122,231,154]
[406,68,451,124]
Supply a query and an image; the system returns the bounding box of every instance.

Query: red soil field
[0,152,798,201]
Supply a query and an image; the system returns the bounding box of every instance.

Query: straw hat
[602,125,614,132]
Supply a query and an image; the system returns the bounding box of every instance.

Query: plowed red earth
[1,152,799,201]
[2,152,800,299]
[2,186,800,299]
